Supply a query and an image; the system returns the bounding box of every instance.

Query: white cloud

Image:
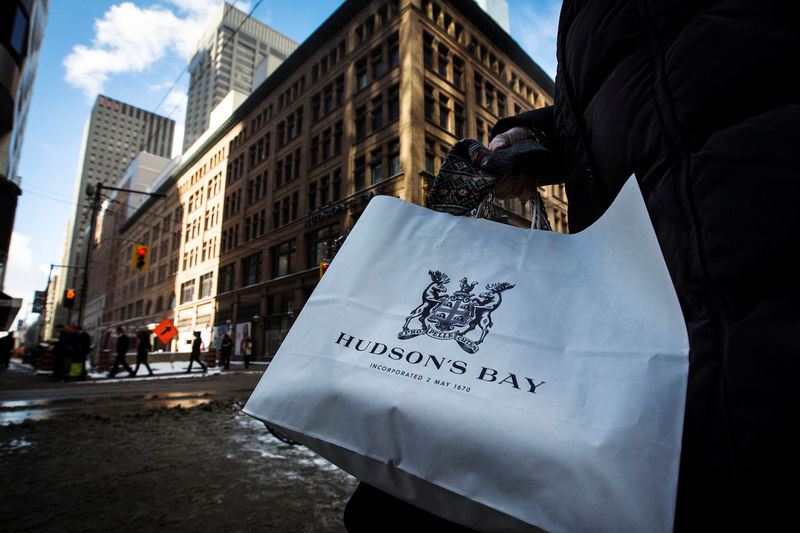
[511,1,561,80]
[3,232,50,329]
[63,1,226,99]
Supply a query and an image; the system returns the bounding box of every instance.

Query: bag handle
[471,189,552,231]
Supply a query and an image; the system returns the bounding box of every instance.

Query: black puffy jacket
[492,0,799,528]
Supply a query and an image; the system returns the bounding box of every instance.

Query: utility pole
[77,183,165,327]
[41,263,83,340]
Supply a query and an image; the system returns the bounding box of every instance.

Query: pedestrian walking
[133,330,153,376]
[220,332,232,371]
[242,336,252,369]
[186,331,207,373]
[109,327,134,378]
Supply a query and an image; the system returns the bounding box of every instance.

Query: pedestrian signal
[64,289,77,309]
[132,244,150,270]
[319,260,330,278]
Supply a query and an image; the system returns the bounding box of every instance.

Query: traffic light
[319,260,330,279]
[64,289,77,309]
[132,244,150,270]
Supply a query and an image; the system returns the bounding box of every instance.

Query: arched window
[145,300,152,315]
[168,293,176,310]
[156,296,164,312]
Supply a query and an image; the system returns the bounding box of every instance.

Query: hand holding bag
[244,176,689,532]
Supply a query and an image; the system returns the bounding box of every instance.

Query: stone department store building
[98,0,563,357]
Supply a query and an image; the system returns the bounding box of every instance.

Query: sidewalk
[2,356,268,389]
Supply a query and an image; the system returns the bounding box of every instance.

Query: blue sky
[5,0,561,329]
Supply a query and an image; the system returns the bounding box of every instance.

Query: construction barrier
[40,347,54,371]
[98,349,111,372]
[206,347,217,368]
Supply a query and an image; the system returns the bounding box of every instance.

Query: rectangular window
[356,58,368,90]
[218,263,235,293]
[439,96,450,130]
[371,46,384,79]
[370,148,383,184]
[242,252,262,287]
[388,138,400,176]
[355,105,367,140]
[371,95,383,132]
[320,175,330,205]
[306,223,341,268]
[181,279,195,304]
[354,156,366,190]
[388,32,399,68]
[272,240,294,278]
[455,104,465,138]
[388,85,399,122]
[199,272,213,298]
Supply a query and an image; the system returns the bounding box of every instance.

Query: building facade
[1,0,48,330]
[52,96,175,334]
[182,2,298,152]
[106,0,562,358]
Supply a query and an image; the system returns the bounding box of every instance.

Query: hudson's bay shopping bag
[244,177,689,532]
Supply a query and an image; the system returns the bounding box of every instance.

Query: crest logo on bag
[399,270,514,353]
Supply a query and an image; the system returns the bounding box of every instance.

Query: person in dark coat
[133,330,153,376]
[109,327,134,378]
[346,1,799,531]
[220,332,233,371]
[486,2,799,530]
[186,331,207,373]
[0,332,13,370]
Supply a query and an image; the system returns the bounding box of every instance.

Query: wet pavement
[0,361,358,531]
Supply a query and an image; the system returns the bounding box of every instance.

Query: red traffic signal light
[64,289,77,308]
[319,260,330,278]
[132,244,150,270]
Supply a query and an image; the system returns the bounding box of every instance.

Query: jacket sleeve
[490,106,556,143]
[490,106,563,186]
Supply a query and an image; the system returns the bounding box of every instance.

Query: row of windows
[424,84,465,137]
[180,271,214,304]
[354,1,400,45]
[355,85,399,142]
[311,75,345,121]
[423,31,464,90]
[354,32,399,92]
[310,121,344,167]
[422,0,546,110]
[354,139,400,191]
[311,40,346,83]
[216,219,345,295]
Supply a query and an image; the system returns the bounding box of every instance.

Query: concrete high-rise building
[474,0,510,33]
[52,95,174,332]
[1,0,49,331]
[182,2,298,152]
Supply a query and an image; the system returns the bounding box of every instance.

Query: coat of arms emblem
[398,270,514,353]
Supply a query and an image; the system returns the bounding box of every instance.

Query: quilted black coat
[492,0,799,529]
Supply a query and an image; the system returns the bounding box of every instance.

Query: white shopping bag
[244,177,689,532]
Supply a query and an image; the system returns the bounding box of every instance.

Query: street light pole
[77,183,165,327]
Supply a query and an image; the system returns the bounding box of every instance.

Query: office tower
[182,2,298,152]
[52,95,174,332]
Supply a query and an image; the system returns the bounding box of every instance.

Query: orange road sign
[154,318,178,344]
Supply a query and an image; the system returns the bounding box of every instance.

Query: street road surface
[0,364,357,532]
